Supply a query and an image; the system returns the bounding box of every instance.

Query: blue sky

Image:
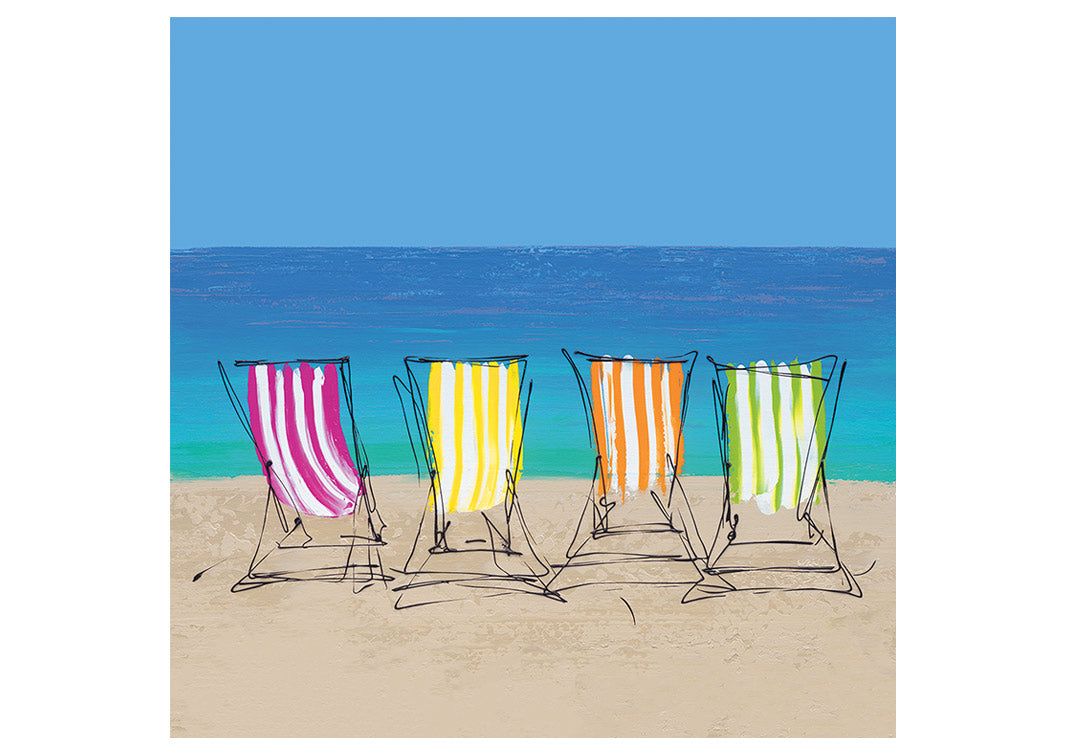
[171,18,895,249]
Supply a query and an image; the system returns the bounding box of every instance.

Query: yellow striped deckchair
[548,350,708,593]
[684,354,861,602]
[392,355,560,609]
[425,359,524,513]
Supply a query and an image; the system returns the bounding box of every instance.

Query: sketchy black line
[683,355,862,603]
[192,558,229,582]
[547,349,709,596]
[218,357,394,594]
[854,560,878,577]
[391,355,565,610]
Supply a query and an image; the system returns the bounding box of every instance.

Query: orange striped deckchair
[548,350,708,593]
[683,355,861,601]
[391,355,562,609]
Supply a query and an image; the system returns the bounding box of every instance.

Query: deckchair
[548,350,708,592]
[392,355,562,609]
[683,355,862,602]
[218,358,391,592]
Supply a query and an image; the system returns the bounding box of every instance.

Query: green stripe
[725,367,743,501]
[812,359,826,505]
[771,366,784,512]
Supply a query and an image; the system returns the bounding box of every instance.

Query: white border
[10,2,1055,749]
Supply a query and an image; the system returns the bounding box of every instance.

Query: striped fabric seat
[247,363,363,518]
[723,360,828,514]
[426,360,524,513]
[587,356,688,497]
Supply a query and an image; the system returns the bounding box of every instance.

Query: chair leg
[564,457,612,559]
[498,485,554,580]
[809,468,863,598]
[662,474,709,562]
[680,497,738,602]
[231,484,283,592]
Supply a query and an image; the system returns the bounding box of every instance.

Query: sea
[171,247,895,482]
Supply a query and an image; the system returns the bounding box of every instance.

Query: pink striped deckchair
[548,350,708,593]
[218,357,390,592]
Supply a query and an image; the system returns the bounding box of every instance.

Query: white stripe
[620,360,640,491]
[754,360,778,514]
[642,364,658,486]
[661,365,674,476]
[437,362,456,508]
[253,366,300,510]
[291,370,348,506]
[777,364,799,510]
[456,363,478,511]
[734,366,755,501]
[273,370,332,517]
[797,364,818,505]
[310,369,361,496]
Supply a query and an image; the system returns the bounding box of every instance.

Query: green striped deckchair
[683,354,862,601]
[723,359,828,515]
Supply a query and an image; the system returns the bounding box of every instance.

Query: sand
[171,475,895,737]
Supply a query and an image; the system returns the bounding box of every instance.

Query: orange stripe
[668,362,685,476]
[589,361,608,498]
[633,362,650,491]
[611,360,627,498]
[651,361,665,492]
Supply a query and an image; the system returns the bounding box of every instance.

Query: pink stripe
[320,364,364,497]
[299,364,356,514]
[281,366,348,516]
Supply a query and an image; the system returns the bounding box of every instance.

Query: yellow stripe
[447,362,464,512]
[427,363,442,511]
[507,362,522,484]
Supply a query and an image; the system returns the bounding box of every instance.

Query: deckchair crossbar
[235,357,349,367]
[572,350,697,364]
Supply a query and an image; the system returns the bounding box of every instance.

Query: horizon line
[171,244,897,253]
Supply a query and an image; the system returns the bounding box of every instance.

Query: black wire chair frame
[218,357,391,593]
[683,354,862,602]
[391,355,562,609]
[547,349,709,593]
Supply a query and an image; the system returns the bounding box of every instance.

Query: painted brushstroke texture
[588,358,686,498]
[426,361,523,513]
[246,363,362,517]
[171,247,895,482]
[724,361,828,514]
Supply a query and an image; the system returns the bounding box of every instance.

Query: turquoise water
[171,247,894,481]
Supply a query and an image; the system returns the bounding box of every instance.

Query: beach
[171,474,895,737]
